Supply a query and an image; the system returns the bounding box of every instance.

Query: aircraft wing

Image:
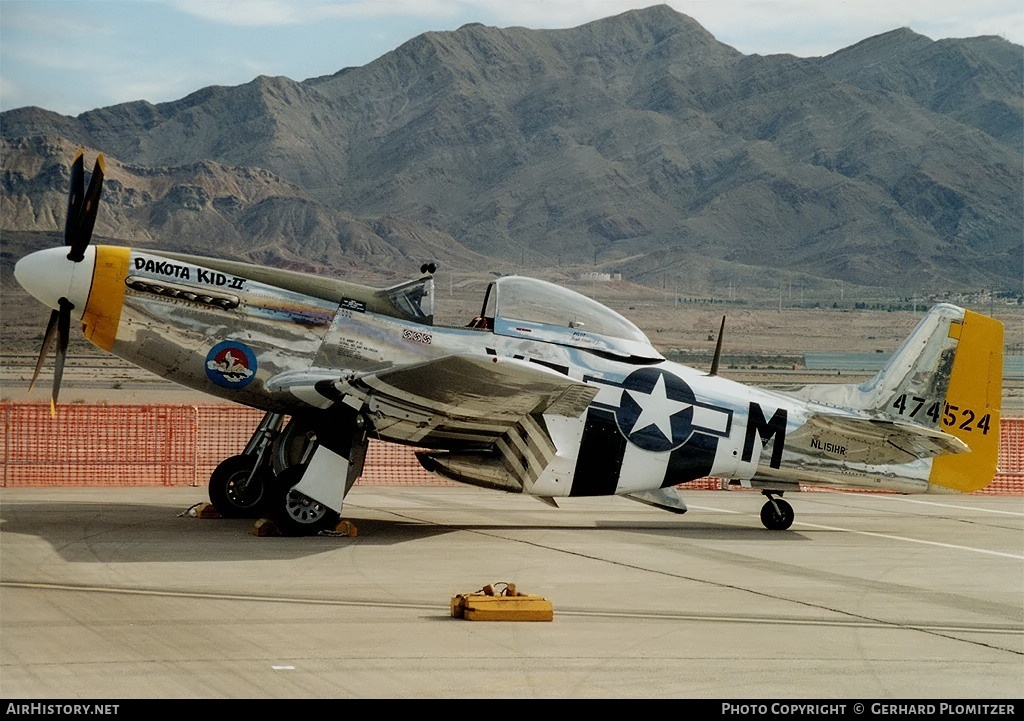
[267,354,597,446]
[787,413,970,466]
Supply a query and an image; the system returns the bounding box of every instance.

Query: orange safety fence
[1,402,1022,494]
[0,403,450,489]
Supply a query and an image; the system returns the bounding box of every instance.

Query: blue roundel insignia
[615,367,697,453]
[205,340,257,389]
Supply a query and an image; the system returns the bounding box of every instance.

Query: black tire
[208,454,268,519]
[760,498,795,531]
[267,464,341,537]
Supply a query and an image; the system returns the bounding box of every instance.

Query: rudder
[929,309,1003,492]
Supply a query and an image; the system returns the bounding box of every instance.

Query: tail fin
[859,304,1003,492]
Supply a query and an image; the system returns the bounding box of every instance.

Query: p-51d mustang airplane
[15,152,1004,535]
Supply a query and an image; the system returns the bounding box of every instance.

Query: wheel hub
[226,472,262,508]
[284,490,329,524]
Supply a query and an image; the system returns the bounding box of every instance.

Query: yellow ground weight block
[451,583,553,622]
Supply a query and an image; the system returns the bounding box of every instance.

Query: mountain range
[2,4,1021,298]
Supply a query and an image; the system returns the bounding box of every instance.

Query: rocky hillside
[2,4,1021,295]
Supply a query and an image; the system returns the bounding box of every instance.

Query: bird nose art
[14,245,96,320]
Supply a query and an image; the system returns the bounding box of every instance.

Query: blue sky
[2,0,1021,116]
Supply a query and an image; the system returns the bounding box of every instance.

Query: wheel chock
[185,503,222,519]
[451,582,553,622]
[332,520,358,536]
[250,519,358,538]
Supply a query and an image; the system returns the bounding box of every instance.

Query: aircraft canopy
[482,276,662,360]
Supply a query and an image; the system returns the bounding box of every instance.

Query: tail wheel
[208,454,268,518]
[268,464,341,537]
[760,497,794,531]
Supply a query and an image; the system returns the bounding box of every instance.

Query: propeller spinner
[17,150,105,414]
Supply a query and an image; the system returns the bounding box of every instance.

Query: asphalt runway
[1,485,1022,701]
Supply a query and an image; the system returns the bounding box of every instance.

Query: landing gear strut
[759,491,794,531]
[208,407,369,536]
[266,407,368,536]
[208,411,284,518]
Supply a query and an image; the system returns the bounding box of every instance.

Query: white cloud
[171,0,308,26]
[171,0,464,27]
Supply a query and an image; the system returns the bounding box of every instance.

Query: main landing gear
[759,490,794,531]
[207,408,368,536]
[208,411,282,519]
[264,462,340,537]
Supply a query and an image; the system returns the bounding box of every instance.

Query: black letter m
[742,402,787,468]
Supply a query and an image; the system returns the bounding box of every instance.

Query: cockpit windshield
[385,275,434,323]
[483,276,661,360]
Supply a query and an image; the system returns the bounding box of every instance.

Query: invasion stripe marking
[571,407,626,496]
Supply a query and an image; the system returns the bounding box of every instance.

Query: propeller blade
[33,149,101,413]
[67,153,104,262]
[50,298,73,416]
[64,150,85,249]
[28,308,61,393]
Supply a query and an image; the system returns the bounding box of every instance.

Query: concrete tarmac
[1,485,1022,700]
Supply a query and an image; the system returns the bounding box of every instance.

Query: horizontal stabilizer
[788,413,969,466]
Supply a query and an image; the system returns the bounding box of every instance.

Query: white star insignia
[625,373,692,442]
